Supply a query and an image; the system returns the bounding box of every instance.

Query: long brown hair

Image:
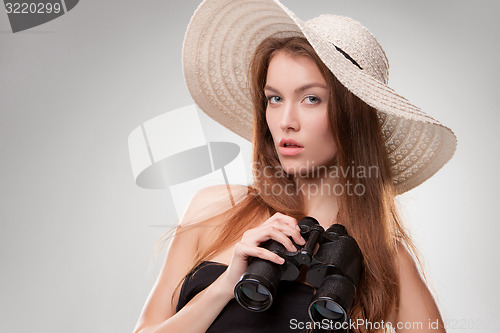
[163,36,422,332]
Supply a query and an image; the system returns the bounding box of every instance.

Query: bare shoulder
[179,184,250,228]
[186,184,251,255]
[391,244,446,332]
[395,244,422,282]
[172,184,249,277]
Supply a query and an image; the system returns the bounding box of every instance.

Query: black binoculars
[234,216,363,324]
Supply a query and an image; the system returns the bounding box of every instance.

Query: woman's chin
[280,164,316,178]
[279,158,327,171]
[279,160,337,179]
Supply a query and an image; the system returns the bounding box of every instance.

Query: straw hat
[182,0,457,194]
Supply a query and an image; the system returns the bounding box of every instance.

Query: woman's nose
[279,102,300,132]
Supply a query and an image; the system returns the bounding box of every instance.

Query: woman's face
[265,51,337,176]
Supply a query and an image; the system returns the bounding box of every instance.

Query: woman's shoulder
[179,184,253,264]
[178,184,254,250]
[179,184,251,228]
[390,243,446,332]
[394,243,423,282]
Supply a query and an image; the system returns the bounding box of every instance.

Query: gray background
[1,0,499,332]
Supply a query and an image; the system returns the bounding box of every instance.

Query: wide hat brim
[182,0,457,194]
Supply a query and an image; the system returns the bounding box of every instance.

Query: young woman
[134,1,456,332]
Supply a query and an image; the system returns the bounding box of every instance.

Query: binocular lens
[235,280,272,311]
[311,299,345,321]
[239,281,270,302]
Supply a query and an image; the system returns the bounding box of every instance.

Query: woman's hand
[219,212,306,293]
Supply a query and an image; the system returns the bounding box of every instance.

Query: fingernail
[279,257,285,264]
[296,225,301,230]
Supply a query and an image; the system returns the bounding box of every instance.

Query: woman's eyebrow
[264,83,327,94]
[263,85,280,94]
[294,83,328,93]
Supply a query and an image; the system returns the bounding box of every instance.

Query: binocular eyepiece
[234,216,363,325]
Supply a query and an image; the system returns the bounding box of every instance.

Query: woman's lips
[279,138,304,156]
[279,146,304,156]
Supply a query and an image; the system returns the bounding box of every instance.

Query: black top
[176,261,326,332]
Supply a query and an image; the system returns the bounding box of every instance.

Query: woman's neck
[293,170,340,229]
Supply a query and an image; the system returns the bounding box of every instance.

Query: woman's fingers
[222,212,306,288]
[241,225,298,252]
[275,224,306,246]
[222,240,286,288]
[234,242,285,265]
[264,212,297,228]
[264,213,306,246]
[278,215,306,246]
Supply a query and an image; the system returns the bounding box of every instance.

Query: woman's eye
[267,96,283,104]
[304,96,321,104]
